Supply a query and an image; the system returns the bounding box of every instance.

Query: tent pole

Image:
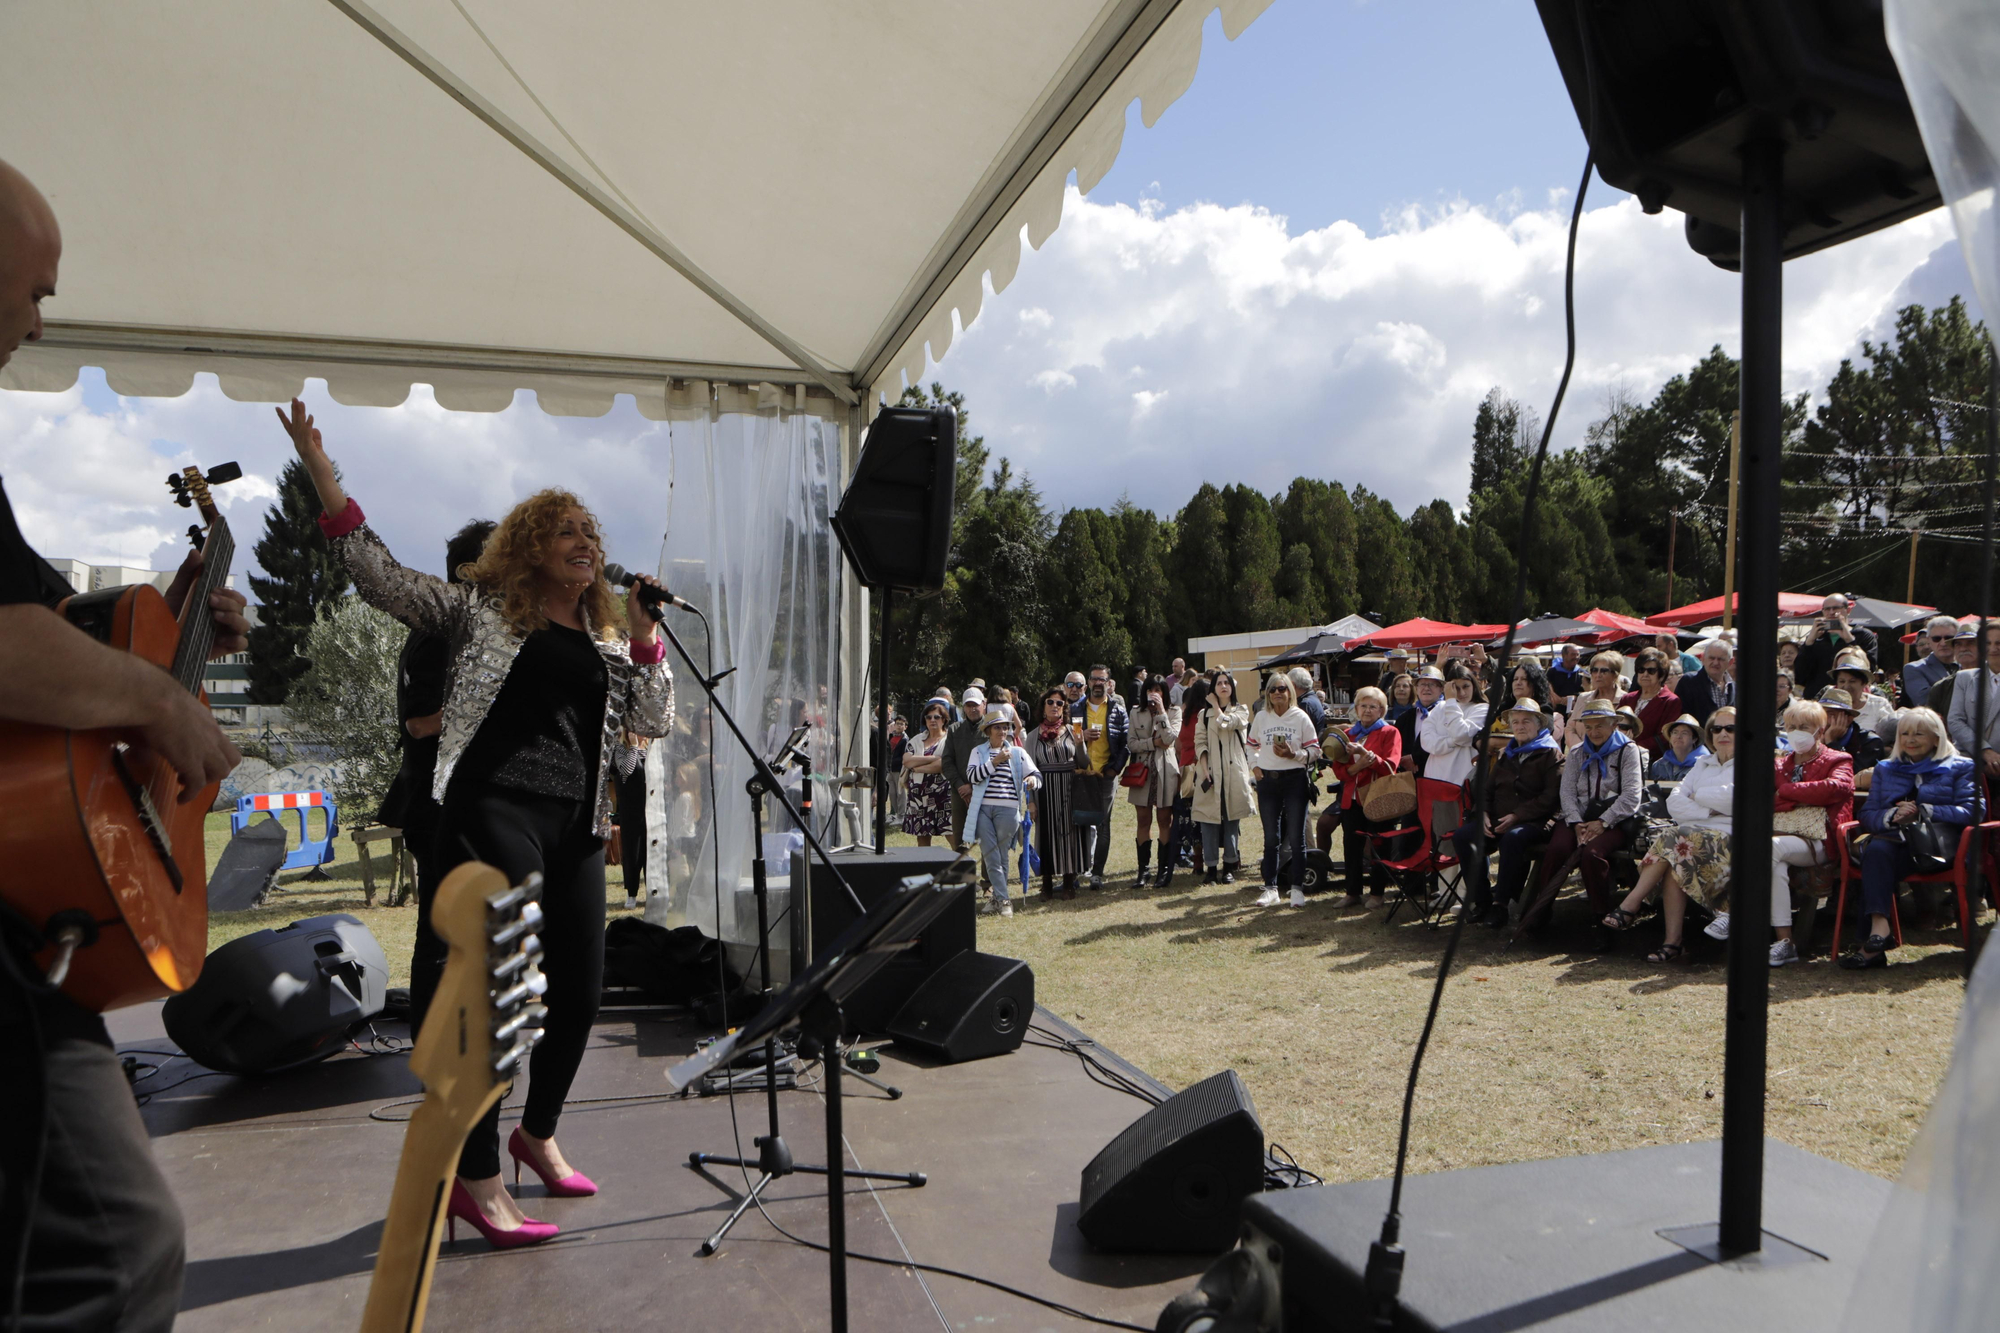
[1722,410,1742,632]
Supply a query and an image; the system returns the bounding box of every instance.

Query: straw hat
[1573,697,1618,720]
[1664,712,1703,740]
[1815,686,1858,714]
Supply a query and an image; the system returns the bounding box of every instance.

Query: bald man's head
[0,158,62,372]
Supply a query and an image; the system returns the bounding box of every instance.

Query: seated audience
[1454,698,1563,928]
[1487,658,1555,751]
[1757,699,1854,967]
[1902,614,1963,707]
[1400,666,1445,773]
[1775,668,1797,739]
[1614,707,1642,741]
[1918,623,1980,724]
[1679,638,1737,725]
[1620,647,1681,755]
[1547,642,1586,711]
[1842,707,1977,970]
[1331,686,1403,907]
[1794,592,1879,694]
[1384,671,1418,726]
[1602,707,1736,962]
[1832,649,1893,736]
[1945,621,2000,780]
[1817,685,1883,789]
[1650,714,1708,780]
[1565,651,1626,747]
[1535,697,1645,942]
[1777,637,1800,677]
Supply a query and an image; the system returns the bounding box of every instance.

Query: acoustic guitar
[361,863,546,1333]
[0,462,240,1011]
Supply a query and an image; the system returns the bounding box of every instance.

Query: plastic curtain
[640,407,844,981]
[1841,6,2000,1328]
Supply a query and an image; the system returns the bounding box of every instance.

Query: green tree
[247,459,350,704]
[1466,454,1621,619]
[1039,507,1133,675]
[1469,388,1531,501]
[1351,486,1420,623]
[1272,478,1358,623]
[1168,485,1231,648]
[944,460,1053,690]
[1407,499,1475,623]
[277,596,402,816]
[1113,500,1176,673]
[1221,484,1283,630]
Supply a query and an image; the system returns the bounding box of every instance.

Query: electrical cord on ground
[1263,1142,1322,1191]
[1025,1025,1164,1107]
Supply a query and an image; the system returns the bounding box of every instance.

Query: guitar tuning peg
[187,525,203,551]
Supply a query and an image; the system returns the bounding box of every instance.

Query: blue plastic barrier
[231,791,339,872]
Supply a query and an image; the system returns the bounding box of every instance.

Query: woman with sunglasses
[1565,652,1627,748]
[1619,647,1682,757]
[900,700,955,846]
[1248,673,1323,906]
[1601,707,1737,962]
[1025,686,1091,899]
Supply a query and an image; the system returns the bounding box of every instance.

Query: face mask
[1785,729,1819,752]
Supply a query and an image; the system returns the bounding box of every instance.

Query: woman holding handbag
[1192,670,1255,885]
[1756,698,1854,967]
[1842,707,1977,970]
[1126,675,1183,887]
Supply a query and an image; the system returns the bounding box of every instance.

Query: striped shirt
[967,749,1020,803]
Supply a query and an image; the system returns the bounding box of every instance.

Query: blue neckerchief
[1502,726,1559,762]
[1347,717,1387,741]
[1387,703,1414,723]
[1416,700,1435,721]
[1579,729,1632,782]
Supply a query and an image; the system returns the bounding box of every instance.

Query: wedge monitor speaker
[1077,1069,1265,1253]
[832,405,955,591]
[162,914,388,1074]
[885,951,1032,1063]
[803,845,970,1036]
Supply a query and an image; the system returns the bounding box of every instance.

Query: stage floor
[114,1001,1208,1332]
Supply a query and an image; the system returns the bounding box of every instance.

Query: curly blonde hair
[464,488,619,638]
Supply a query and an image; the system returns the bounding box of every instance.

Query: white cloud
[919,185,1962,516]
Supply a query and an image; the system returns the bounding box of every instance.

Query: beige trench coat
[1125,704,1182,807]
[1190,703,1256,825]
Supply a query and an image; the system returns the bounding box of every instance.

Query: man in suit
[1945,623,2000,782]
[1677,638,1737,725]
[1903,615,1965,707]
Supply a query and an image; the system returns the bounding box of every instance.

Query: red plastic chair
[1830,816,2000,957]
[1364,778,1466,926]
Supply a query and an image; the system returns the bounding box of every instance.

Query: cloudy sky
[1,0,1981,583]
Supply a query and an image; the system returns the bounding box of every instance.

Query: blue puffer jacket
[1859,754,1980,834]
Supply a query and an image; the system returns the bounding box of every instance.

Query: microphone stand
[631,597,923,1256]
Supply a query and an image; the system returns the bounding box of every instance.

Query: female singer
[276,399,674,1248]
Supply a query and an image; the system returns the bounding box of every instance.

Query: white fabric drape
[640,408,844,980]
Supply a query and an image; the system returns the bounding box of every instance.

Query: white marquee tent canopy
[0,0,1271,421]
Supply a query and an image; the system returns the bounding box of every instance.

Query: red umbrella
[1576,608,1662,644]
[1345,618,1496,651]
[1650,592,1826,627]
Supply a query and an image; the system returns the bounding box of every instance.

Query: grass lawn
[205,797,1971,1187]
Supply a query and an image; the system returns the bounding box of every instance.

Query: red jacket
[1774,747,1854,841]
[1177,711,1199,767]
[1619,688,1682,756]
[1334,722,1403,810]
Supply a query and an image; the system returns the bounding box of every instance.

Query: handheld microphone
[603,562,699,614]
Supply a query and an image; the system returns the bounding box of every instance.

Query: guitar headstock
[166,461,242,528]
[412,863,548,1110]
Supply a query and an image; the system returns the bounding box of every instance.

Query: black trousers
[617,765,648,894]
[405,792,446,1038]
[435,784,606,1180]
[0,984,183,1333]
[1258,769,1310,888]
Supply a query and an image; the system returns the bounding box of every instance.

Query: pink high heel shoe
[509,1127,598,1197]
[445,1179,559,1249]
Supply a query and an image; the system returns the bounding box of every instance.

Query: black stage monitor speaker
[885,951,1032,1063]
[1534,0,1939,267]
[803,845,971,1036]
[1078,1069,1265,1253]
[832,405,956,591]
[163,914,388,1074]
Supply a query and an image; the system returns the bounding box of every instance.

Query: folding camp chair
[1364,778,1466,927]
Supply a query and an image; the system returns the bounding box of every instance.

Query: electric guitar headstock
[361,864,547,1333]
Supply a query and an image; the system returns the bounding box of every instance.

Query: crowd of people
[882,593,1998,972]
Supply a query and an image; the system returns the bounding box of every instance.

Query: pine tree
[1168,485,1232,647]
[1112,501,1175,673]
[1040,508,1133,675]
[1220,484,1282,630]
[247,459,350,705]
[1469,388,1526,501]
[1272,478,1357,624]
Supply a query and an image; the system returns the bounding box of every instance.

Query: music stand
[668,871,969,1333]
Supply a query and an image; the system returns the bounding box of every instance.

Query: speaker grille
[1077,1069,1264,1252]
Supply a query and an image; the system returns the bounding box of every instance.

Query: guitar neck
[169,516,233,695]
[360,1091,505,1333]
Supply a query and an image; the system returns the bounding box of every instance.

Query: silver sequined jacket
[332,522,675,837]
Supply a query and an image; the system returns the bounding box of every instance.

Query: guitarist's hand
[162,550,251,656]
[137,684,241,803]
[276,397,350,519]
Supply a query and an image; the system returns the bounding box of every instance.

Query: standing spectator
[1071,665,1129,888]
[1329,687,1402,906]
[1945,621,2000,782]
[1168,656,1189,706]
[1131,665,1149,707]
[1248,674,1322,906]
[1465,639,1507,702]
[1650,715,1708,780]
[1400,666,1444,773]
[1127,675,1183,887]
[944,686,988,860]
[962,706,1039,917]
[1193,670,1255,885]
[1454,698,1563,927]
[1793,592,1879,694]
[1060,670,1087,715]
[1678,639,1736,725]
[899,700,955,847]
[1619,648,1682,756]
[1531,697,1644,943]
[1421,662,1489,790]
[1841,707,1977,969]
[1903,615,1964,706]
[1289,666,1327,731]
[613,732,651,910]
[1486,660,1557,752]
[1025,687,1090,899]
[1547,642,1586,711]
[1170,678,1211,873]
[884,710,909,826]
[1377,646,1413,693]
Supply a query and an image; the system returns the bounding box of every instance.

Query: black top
[456,623,609,803]
[395,628,450,811]
[0,477,69,608]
